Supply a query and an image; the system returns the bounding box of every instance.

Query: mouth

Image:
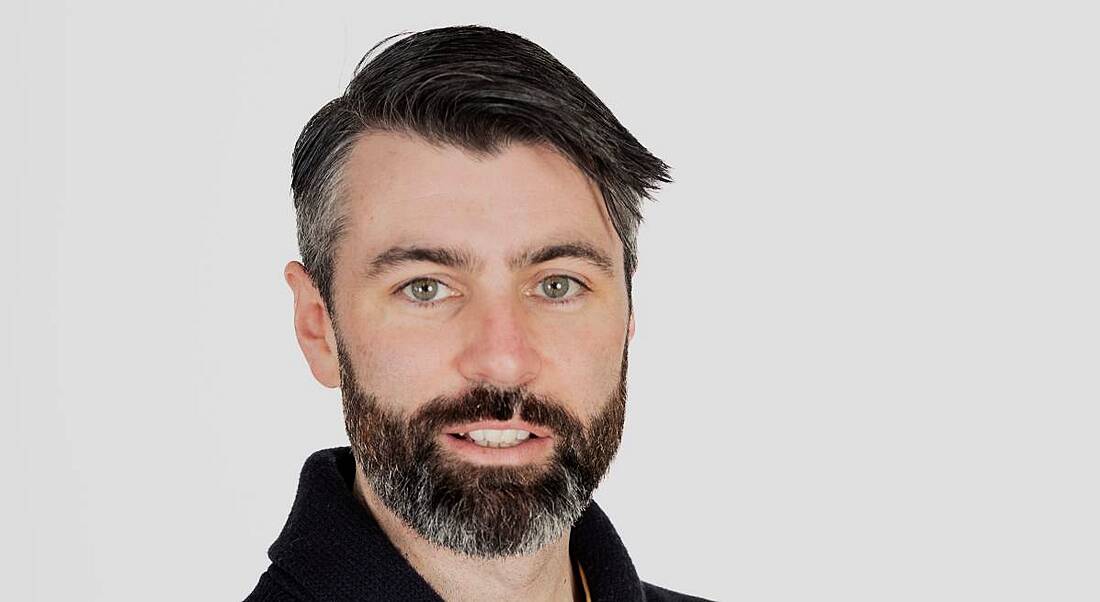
[447,428,542,449]
[439,420,554,465]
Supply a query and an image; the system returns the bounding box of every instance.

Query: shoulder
[242,565,313,602]
[642,580,716,601]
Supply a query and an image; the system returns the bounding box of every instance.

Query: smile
[450,429,535,448]
[440,420,554,465]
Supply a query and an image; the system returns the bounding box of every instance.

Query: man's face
[291,131,635,556]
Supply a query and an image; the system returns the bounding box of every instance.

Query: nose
[455,293,542,389]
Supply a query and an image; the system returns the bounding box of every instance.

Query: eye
[400,278,457,306]
[398,275,589,309]
[532,275,588,304]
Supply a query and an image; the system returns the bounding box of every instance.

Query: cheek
[537,318,625,414]
[346,319,459,409]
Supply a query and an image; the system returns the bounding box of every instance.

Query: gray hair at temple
[291,25,672,314]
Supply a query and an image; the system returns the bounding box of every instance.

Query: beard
[335,333,628,559]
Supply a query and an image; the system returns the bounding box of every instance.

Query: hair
[291,25,671,315]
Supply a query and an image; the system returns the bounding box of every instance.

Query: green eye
[399,275,587,308]
[537,275,586,302]
[540,275,573,299]
[403,278,453,303]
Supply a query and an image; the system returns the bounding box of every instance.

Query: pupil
[414,280,436,301]
[543,276,568,298]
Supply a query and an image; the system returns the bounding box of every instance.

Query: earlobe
[285,261,342,388]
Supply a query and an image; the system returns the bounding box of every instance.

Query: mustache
[411,385,582,438]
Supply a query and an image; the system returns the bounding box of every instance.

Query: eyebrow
[361,239,616,282]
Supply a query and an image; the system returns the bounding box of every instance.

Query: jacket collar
[266,446,647,601]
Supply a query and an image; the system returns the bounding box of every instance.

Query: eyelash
[396,275,591,309]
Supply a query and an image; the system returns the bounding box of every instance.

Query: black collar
[264,446,648,601]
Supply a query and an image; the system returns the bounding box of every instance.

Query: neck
[353,463,582,602]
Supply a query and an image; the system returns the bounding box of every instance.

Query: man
[246,25,709,601]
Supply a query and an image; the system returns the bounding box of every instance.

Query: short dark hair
[291,25,671,314]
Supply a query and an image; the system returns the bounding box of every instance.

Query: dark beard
[336,335,628,558]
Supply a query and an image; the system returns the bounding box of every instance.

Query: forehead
[336,131,621,268]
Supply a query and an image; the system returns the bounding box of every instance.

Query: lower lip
[438,433,554,466]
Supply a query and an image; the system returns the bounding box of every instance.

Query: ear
[627,309,636,344]
[285,261,341,388]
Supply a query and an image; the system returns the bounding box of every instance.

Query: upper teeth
[463,429,532,448]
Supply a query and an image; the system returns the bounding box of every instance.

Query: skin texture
[285,131,636,601]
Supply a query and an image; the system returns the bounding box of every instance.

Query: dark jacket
[243,446,711,601]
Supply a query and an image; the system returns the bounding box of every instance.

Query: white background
[5,1,1098,600]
